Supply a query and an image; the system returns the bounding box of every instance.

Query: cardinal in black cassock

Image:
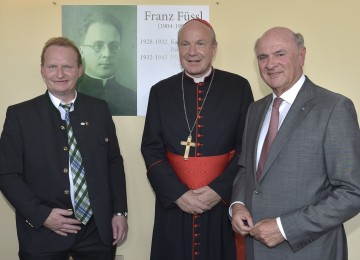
[141,19,254,260]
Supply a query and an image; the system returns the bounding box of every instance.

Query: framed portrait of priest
[62,5,137,116]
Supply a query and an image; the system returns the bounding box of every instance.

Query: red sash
[166,150,235,189]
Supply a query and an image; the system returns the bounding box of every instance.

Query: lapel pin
[80,121,90,126]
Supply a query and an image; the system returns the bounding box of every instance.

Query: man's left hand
[112,216,128,246]
[249,218,284,247]
[193,186,221,211]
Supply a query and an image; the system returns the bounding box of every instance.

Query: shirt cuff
[276,217,287,240]
[229,201,244,218]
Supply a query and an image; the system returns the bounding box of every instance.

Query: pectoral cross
[180,135,196,160]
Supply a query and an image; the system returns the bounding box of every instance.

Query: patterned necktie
[61,103,92,224]
[256,97,284,182]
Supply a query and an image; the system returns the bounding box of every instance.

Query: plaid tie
[61,103,92,224]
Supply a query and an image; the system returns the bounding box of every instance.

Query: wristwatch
[113,212,128,218]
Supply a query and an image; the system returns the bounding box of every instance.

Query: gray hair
[254,30,305,52]
[177,20,217,46]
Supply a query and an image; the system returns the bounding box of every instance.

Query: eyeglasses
[83,41,121,54]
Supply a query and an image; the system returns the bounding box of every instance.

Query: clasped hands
[175,186,221,215]
[231,204,285,248]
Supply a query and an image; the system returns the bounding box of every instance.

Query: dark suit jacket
[231,77,360,260]
[0,92,127,253]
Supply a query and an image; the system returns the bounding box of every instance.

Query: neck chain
[180,69,215,160]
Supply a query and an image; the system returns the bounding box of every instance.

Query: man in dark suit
[230,27,360,259]
[0,37,128,260]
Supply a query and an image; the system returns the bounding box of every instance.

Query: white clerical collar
[85,73,115,87]
[274,75,305,105]
[185,67,213,83]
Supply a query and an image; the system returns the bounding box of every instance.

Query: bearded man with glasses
[77,12,136,116]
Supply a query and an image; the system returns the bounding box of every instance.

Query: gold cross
[180,135,196,160]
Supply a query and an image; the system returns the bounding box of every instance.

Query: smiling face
[178,20,217,78]
[255,27,306,96]
[80,22,121,79]
[41,45,83,103]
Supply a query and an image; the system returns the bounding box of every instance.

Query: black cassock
[77,74,136,116]
[141,69,254,260]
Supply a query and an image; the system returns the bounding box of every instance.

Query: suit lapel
[36,93,67,172]
[70,95,94,161]
[258,78,316,182]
